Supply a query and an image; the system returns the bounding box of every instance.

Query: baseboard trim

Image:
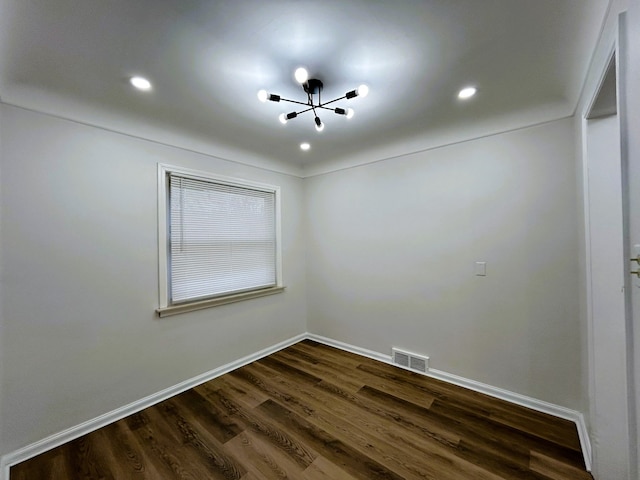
[306,333,592,472]
[307,333,393,363]
[0,333,306,480]
[0,332,592,478]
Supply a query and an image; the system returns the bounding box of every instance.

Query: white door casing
[619,4,640,477]
[585,106,631,479]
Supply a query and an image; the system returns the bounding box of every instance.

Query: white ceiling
[0,0,611,176]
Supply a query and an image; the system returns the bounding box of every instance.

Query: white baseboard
[0,333,306,480]
[0,332,592,478]
[306,333,592,472]
[307,333,393,363]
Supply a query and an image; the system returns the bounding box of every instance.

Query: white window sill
[156,286,286,317]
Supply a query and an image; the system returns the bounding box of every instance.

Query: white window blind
[168,174,277,304]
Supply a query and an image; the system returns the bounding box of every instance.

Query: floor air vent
[392,348,429,373]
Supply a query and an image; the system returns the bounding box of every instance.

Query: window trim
[156,164,283,316]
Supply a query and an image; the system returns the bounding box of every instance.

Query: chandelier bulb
[314,116,325,132]
[294,67,309,84]
[334,107,355,119]
[357,84,369,98]
[257,89,268,102]
[279,113,288,124]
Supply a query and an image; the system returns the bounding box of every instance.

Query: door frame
[618,7,640,476]
[580,27,635,477]
[580,42,616,475]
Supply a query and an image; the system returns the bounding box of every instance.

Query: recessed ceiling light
[300,142,311,151]
[130,76,152,91]
[458,86,477,99]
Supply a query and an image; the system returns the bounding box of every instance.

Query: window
[157,164,283,316]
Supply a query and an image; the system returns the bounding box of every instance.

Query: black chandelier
[258,67,368,132]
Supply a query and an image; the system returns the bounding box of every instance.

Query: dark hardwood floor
[11,340,593,479]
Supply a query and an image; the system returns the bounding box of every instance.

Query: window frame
[156,164,284,317]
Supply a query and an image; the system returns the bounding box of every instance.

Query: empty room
[0,1,639,479]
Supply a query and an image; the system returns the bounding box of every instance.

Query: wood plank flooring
[10,340,593,479]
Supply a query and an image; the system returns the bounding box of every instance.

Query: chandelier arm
[278,97,312,107]
[293,107,316,115]
[316,105,342,112]
[318,95,348,107]
[269,94,349,109]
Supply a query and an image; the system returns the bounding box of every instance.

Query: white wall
[0,104,307,457]
[0,103,590,460]
[305,118,583,409]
